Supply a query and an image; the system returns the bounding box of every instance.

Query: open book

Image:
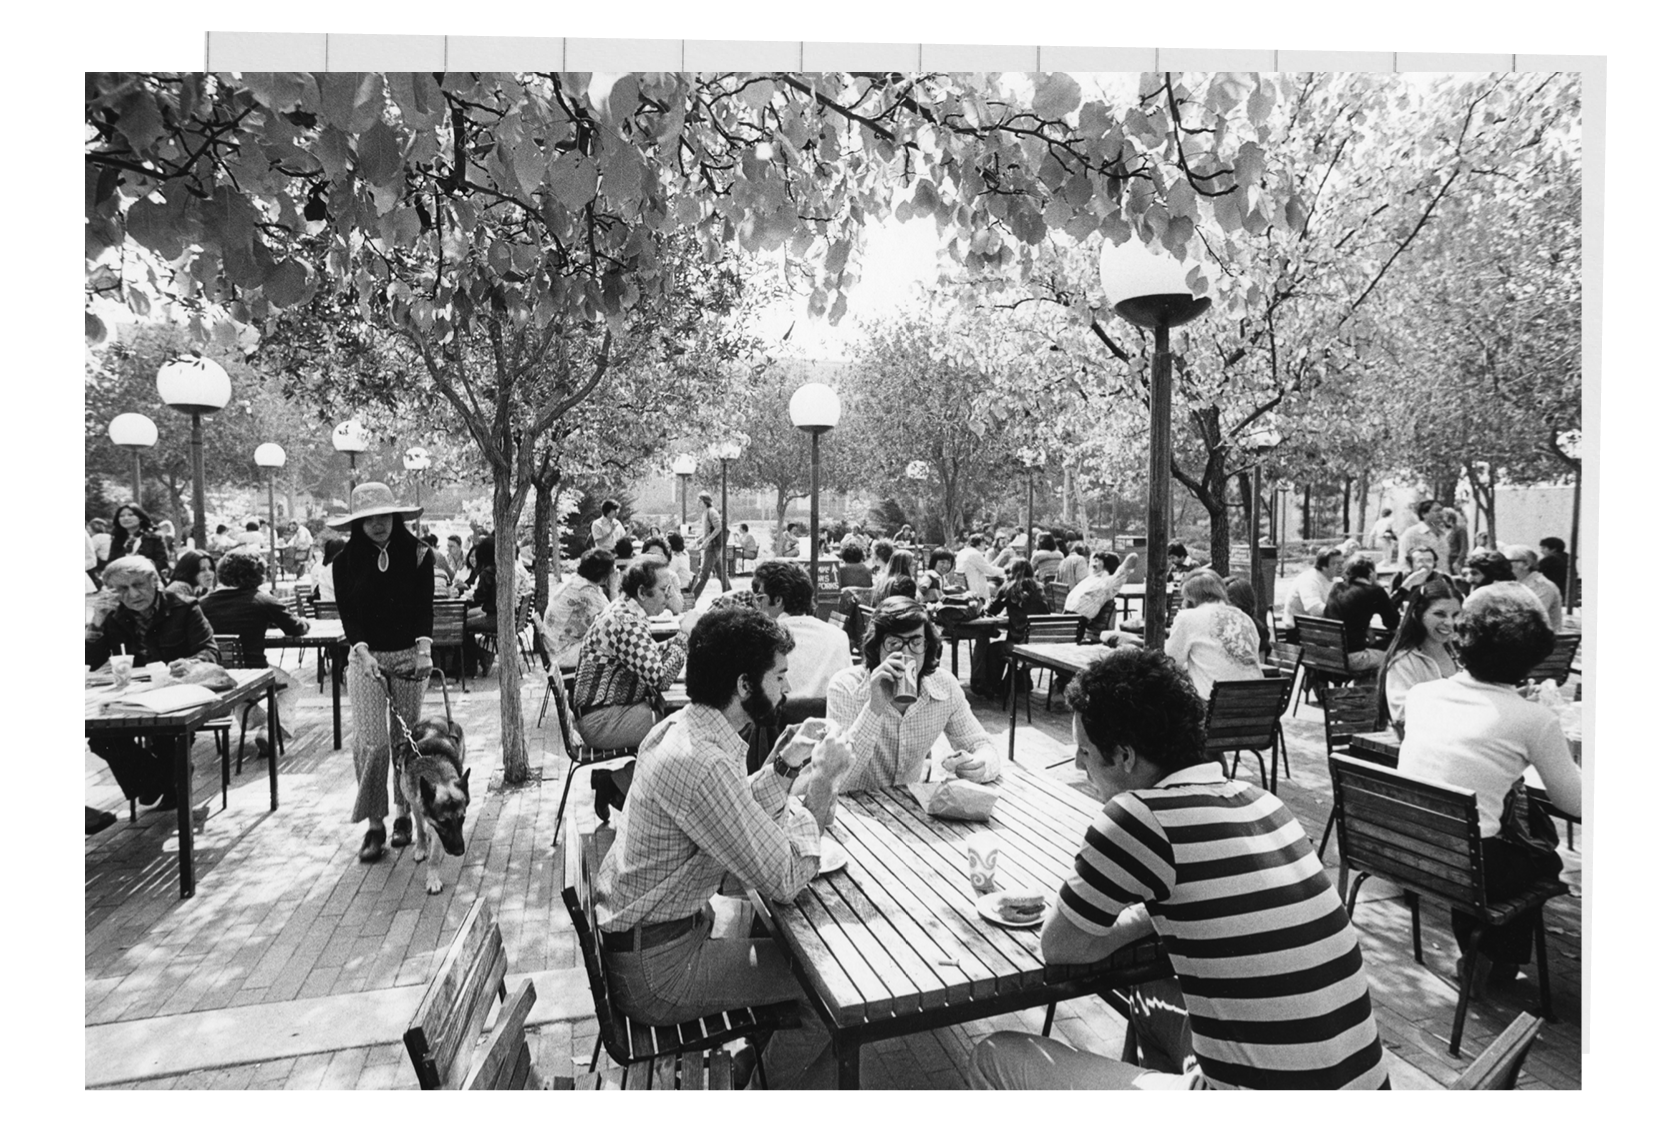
[101,683,221,715]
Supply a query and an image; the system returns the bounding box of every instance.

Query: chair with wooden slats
[1452,1013,1546,1090]
[1044,581,1069,612]
[1008,613,1088,716]
[1328,753,1565,1055]
[405,899,565,1089]
[561,829,799,1084]
[1201,677,1290,793]
[1524,632,1580,687]
[1294,615,1376,693]
[538,632,636,848]
[570,1049,737,1090]
[1314,684,1384,860]
[1267,641,1307,710]
[429,599,470,692]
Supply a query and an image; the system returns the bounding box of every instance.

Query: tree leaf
[1031,73,1081,120]
[549,153,597,211]
[355,121,404,187]
[85,310,107,345]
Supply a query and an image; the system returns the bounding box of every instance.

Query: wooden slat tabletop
[760,763,1119,1036]
[1007,642,1113,677]
[84,667,275,733]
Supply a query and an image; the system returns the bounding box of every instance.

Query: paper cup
[892,655,919,712]
[110,654,133,689]
[966,831,1000,892]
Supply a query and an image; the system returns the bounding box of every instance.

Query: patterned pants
[347,646,423,823]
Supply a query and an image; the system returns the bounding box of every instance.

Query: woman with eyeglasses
[826,596,1002,792]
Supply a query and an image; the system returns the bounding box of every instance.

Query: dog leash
[371,658,453,781]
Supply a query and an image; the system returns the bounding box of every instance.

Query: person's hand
[89,589,121,627]
[941,750,981,778]
[1122,552,1145,582]
[168,659,190,679]
[413,641,433,679]
[678,606,701,636]
[297,618,312,636]
[350,642,378,679]
[806,731,854,786]
[868,652,907,709]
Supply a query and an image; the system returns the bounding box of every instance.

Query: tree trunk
[1341,476,1352,537]
[493,476,531,786]
[1358,469,1371,542]
[531,474,556,615]
[1302,484,1312,540]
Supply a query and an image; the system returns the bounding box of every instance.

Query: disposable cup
[892,655,919,712]
[110,654,134,689]
[966,831,1000,892]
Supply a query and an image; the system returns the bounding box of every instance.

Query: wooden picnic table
[933,613,1005,678]
[1004,643,1113,759]
[265,618,347,749]
[751,762,1171,1089]
[85,667,278,899]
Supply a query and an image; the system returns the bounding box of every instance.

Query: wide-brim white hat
[327,482,421,528]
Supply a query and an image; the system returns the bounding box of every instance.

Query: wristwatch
[772,752,804,780]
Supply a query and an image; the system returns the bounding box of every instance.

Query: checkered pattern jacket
[572,596,687,714]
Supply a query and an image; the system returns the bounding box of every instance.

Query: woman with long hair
[1164,568,1264,700]
[1222,574,1271,661]
[1375,579,1462,733]
[331,483,435,863]
[872,550,918,602]
[109,502,171,579]
[165,549,217,598]
[972,558,1050,697]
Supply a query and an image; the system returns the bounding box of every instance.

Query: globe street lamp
[108,412,158,511]
[671,452,697,533]
[1244,427,1283,622]
[1100,239,1211,647]
[717,441,743,579]
[156,353,231,548]
[789,382,842,592]
[254,443,287,581]
[403,446,431,529]
[331,419,369,508]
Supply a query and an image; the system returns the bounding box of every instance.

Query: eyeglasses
[881,633,927,654]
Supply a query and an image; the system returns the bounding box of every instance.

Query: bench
[1328,753,1565,1055]
[571,1049,738,1090]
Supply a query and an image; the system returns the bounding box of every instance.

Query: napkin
[102,684,221,715]
[906,779,999,822]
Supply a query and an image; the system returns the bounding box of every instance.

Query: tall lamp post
[403,446,431,529]
[108,413,158,510]
[717,441,742,579]
[789,382,842,592]
[1019,448,1046,557]
[254,443,286,580]
[156,353,231,548]
[1244,428,1282,622]
[1100,239,1211,647]
[1559,430,1582,607]
[671,453,696,533]
[332,419,369,506]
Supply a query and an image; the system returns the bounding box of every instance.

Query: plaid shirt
[573,596,687,714]
[594,703,821,930]
[825,665,1000,791]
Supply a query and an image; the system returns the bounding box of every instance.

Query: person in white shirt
[752,560,851,700]
[238,519,267,550]
[1368,508,1397,551]
[955,532,1005,598]
[1399,583,1580,986]
[1282,547,1343,628]
[543,547,614,669]
[1398,499,1451,574]
[590,498,627,553]
[1164,569,1264,700]
[826,597,1001,791]
[1065,550,1143,631]
[1503,544,1564,632]
[1054,542,1091,591]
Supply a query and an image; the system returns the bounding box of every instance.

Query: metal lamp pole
[156,356,231,548]
[255,443,286,581]
[790,383,842,594]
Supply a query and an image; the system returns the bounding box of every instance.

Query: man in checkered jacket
[573,555,696,752]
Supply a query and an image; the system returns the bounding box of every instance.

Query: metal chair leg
[1040,1001,1056,1037]
[550,762,584,849]
[1316,807,1337,862]
[1534,907,1557,1023]
[1345,871,1370,916]
[1406,892,1423,964]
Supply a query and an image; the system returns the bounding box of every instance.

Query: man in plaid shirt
[595,607,853,1087]
[573,555,696,751]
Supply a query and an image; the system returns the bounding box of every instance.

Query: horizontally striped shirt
[1057,762,1386,1090]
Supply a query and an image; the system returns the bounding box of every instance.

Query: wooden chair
[1201,677,1290,793]
[561,829,799,1084]
[1524,633,1580,687]
[405,899,563,1089]
[1452,1012,1546,1090]
[1267,641,1307,711]
[1328,753,1566,1055]
[571,1050,738,1089]
[429,599,469,692]
[1315,684,1384,860]
[1294,616,1375,694]
[1010,613,1088,715]
[1044,581,1069,612]
[540,638,637,848]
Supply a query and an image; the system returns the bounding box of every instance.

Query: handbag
[1497,777,1563,868]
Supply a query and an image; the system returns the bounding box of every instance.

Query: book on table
[100,683,222,715]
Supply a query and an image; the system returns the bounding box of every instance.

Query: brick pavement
[86,638,1581,1090]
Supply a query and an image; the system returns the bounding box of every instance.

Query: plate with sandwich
[976,888,1050,928]
[817,836,849,877]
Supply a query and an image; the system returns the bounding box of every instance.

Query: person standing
[1398,499,1451,574]
[1368,507,1398,551]
[591,498,628,554]
[687,491,731,599]
[283,520,313,577]
[331,483,435,863]
[1444,509,1470,571]
[108,502,171,579]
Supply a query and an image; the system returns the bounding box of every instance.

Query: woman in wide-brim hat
[330,482,436,863]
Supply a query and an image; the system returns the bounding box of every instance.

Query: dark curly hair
[871,538,894,566]
[861,596,942,678]
[620,554,669,600]
[752,559,814,615]
[216,550,267,590]
[685,608,795,708]
[1453,583,1556,684]
[1463,549,1514,588]
[576,547,616,584]
[839,541,866,565]
[1065,648,1206,777]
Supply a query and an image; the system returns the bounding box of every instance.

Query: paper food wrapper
[906,779,999,822]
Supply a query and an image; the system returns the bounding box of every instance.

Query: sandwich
[993,889,1046,925]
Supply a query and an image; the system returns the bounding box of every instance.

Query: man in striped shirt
[969,648,1387,1090]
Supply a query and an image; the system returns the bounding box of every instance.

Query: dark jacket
[335,539,436,652]
[837,563,873,589]
[86,586,218,669]
[112,530,172,579]
[993,580,1050,637]
[1324,579,1400,654]
[1538,552,1569,595]
[199,587,308,668]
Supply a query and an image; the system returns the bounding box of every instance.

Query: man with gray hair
[1503,544,1564,632]
[85,554,220,809]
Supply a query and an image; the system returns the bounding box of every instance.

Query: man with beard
[593,607,854,1087]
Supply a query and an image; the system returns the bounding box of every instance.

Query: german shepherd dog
[394,715,471,895]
